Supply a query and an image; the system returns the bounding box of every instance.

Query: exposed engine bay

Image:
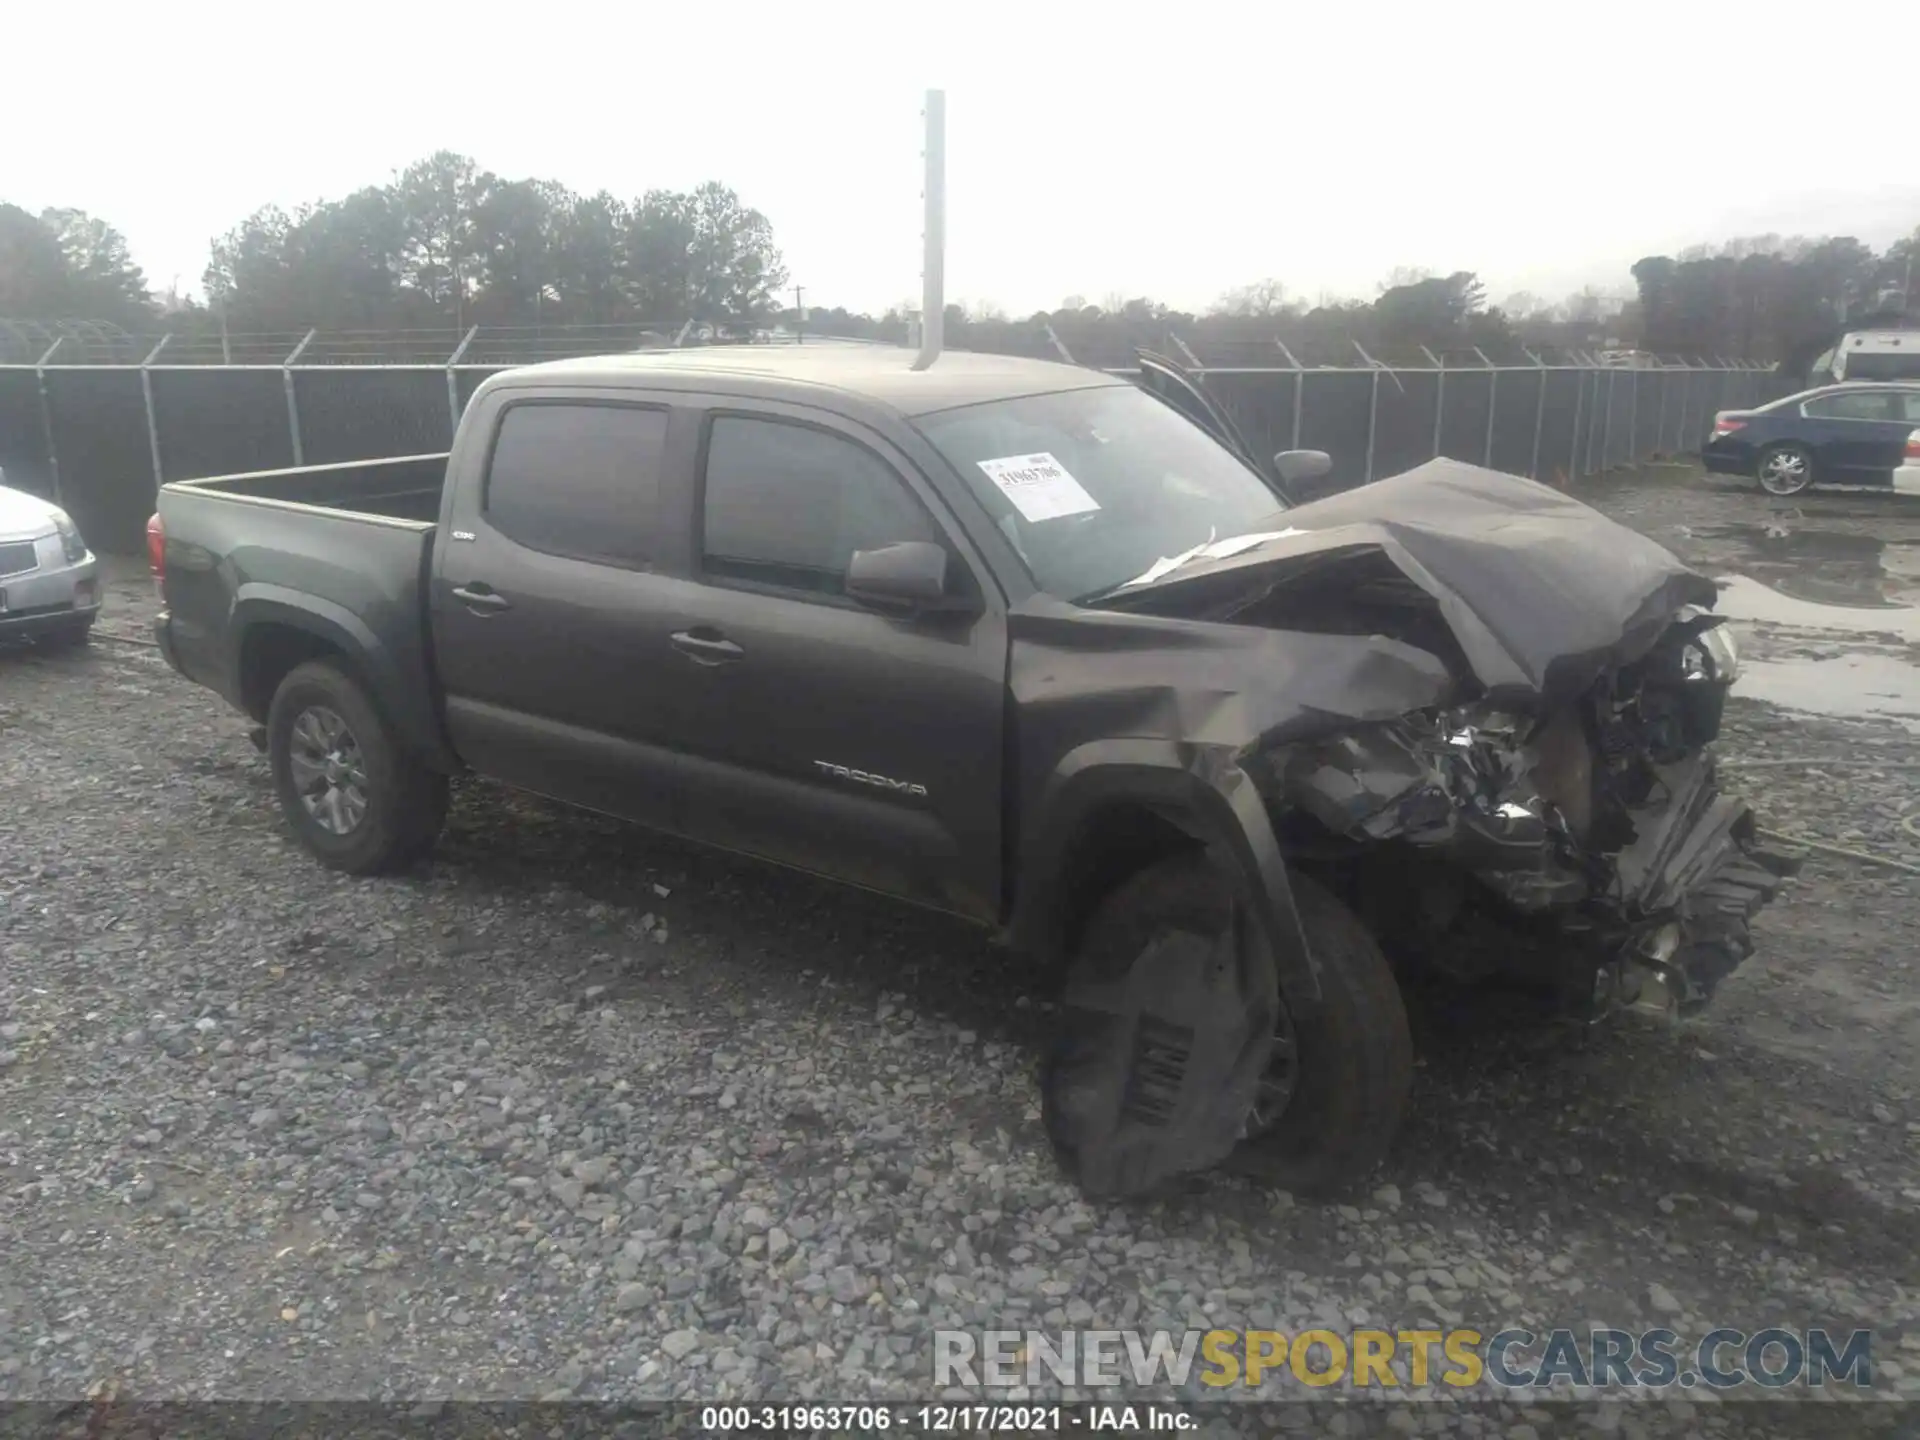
[1256,606,1798,1014]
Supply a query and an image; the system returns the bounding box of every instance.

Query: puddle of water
[1686,522,1920,613]
[1732,652,1920,730]
[1660,523,1920,727]
[1712,575,1920,643]
[1704,576,1920,730]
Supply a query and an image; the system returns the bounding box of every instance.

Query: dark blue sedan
[1702,382,1920,496]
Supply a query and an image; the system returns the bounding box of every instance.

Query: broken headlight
[1682,621,1739,685]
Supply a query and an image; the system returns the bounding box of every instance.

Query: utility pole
[793,285,805,344]
[912,89,946,372]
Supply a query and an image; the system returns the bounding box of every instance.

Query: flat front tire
[266,659,448,874]
[1045,852,1413,1199]
[1225,869,1414,1196]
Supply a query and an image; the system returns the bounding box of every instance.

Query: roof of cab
[507,345,1125,417]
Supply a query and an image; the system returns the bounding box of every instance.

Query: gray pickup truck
[151,346,1796,1199]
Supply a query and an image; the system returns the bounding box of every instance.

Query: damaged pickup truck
[149,345,1797,1199]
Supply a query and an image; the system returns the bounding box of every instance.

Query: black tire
[266,659,448,874]
[1048,851,1413,1199]
[1224,868,1414,1196]
[33,616,94,650]
[1755,443,1814,496]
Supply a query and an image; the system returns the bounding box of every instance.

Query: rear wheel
[1756,443,1814,496]
[266,659,448,874]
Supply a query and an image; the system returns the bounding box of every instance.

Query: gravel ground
[3,468,1919,1434]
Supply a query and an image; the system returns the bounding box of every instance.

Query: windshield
[916,383,1286,601]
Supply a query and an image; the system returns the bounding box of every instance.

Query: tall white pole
[913,90,946,371]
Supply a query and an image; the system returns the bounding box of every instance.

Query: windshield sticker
[977,452,1101,523]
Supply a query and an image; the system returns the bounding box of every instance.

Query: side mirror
[1272,449,1346,502]
[846,540,962,613]
[1273,449,1333,485]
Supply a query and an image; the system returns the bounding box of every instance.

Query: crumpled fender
[1007,601,1453,1193]
[1007,600,1455,986]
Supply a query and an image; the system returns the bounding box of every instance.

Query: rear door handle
[451,584,511,613]
[670,629,744,665]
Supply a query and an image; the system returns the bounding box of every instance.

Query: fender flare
[1010,737,1321,1002]
[229,585,459,772]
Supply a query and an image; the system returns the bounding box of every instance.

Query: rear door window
[484,402,669,565]
[1804,391,1897,422]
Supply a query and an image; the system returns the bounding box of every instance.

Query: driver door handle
[451,583,511,613]
[671,629,744,665]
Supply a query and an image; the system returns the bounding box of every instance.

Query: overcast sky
[10,0,1915,318]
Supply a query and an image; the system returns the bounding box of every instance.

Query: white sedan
[0,469,100,647]
[1897,429,1920,496]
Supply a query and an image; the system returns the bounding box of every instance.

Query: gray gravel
[3,470,1920,1433]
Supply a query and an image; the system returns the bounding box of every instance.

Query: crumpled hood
[1097,458,1719,706]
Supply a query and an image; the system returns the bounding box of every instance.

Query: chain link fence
[0,350,1783,556]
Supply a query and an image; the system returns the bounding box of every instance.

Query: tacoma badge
[812,760,929,798]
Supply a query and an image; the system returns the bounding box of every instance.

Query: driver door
[663,402,1008,922]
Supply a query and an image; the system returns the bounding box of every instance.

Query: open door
[1135,350,1265,475]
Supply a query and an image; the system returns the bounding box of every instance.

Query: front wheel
[1756,443,1814,496]
[266,659,448,874]
[1225,870,1414,1195]
[1042,852,1412,1200]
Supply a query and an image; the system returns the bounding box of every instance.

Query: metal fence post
[1567,366,1586,481]
[1429,351,1446,459]
[1527,351,1547,480]
[1678,363,1695,455]
[1473,348,1497,468]
[447,325,479,434]
[1354,342,1380,484]
[34,336,64,504]
[1654,365,1671,456]
[1276,341,1304,451]
[1626,363,1640,468]
[140,335,171,491]
[283,329,316,466]
[1598,366,1616,472]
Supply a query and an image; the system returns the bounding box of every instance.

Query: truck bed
[154,454,453,766]
[170,454,449,524]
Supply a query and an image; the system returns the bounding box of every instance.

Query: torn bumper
[1258,620,1800,1011]
[1608,753,1801,1012]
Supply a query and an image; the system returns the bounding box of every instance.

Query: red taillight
[1907,429,1920,462]
[146,512,165,582]
[1712,415,1747,437]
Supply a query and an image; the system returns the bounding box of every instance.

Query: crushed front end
[1257,607,1801,1016]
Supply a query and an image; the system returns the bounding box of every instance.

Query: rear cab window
[698,414,942,599]
[483,401,669,566]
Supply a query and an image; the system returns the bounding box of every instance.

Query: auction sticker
[977,452,1101,522]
